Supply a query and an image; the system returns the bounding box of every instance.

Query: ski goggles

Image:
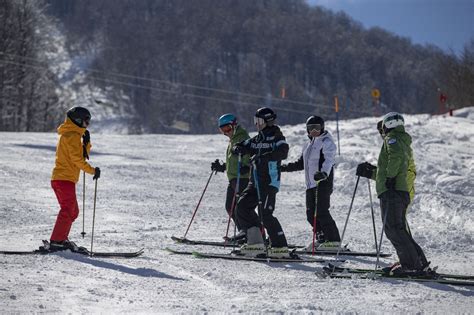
[219,124,233,134]
[83,117,91,126]
[306,124,322,132]
[254,117,265,126]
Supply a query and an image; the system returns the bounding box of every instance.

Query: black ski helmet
[306,115,324,133]
[255,107,276,122]
[67,106,91,127]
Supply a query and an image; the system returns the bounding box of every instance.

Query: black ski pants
[306,182,341,242]
[380,190,428,270]
[225,178,249,231]
[236,184,288,248]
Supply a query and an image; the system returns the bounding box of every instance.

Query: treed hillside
[1,0,472,133]
[0,0,60,131]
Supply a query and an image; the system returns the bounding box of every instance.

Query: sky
[308,0,474,55]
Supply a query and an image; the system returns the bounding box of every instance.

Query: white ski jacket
[301,131,337,189]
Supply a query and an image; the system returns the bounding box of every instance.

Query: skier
[376,119,416,203]
[211,113,251,242]
[49,107,101,251]
[281,115,341,251]
[232,107,290,258]
[356,112,429,275]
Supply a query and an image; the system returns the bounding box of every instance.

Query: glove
[211,159,226,172]
[356,162,377,179]
[280,164,288,172]
[93,167,101,180]
[385,177,396,190]
[232,143,249,155]
[314,171,328,182]
[82,130,90,146]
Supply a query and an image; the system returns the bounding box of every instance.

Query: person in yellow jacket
[49,107,100,250]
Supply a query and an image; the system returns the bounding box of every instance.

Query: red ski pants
[50,180,79,242]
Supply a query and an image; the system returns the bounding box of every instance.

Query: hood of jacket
[57,117,87,136]
[52,117,94,183]
[388,125,412,147]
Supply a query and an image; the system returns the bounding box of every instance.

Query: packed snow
[0,108,473,313]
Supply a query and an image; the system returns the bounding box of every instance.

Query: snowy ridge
[0,108,473,313]
[44,24,138,134]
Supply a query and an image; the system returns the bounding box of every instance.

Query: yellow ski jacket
[51,117,95,183]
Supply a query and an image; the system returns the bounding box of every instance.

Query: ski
[86,249,145,258]
[324,271,474,286]
[294,249,391,258]
[165,247,195,255]
[171,236,242,247]
[165,247,340,263]
[0,242,144,258]
[171,236,386,257]
[0,250,50,255]
[171,236,304,249]
[324,263,474,280]
[0,249,144,258]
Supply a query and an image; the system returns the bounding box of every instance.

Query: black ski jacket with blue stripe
[239,125,289,191]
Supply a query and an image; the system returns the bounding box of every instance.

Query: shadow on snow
[56,251,184,280]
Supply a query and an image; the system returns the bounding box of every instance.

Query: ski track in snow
[1,109,473,313]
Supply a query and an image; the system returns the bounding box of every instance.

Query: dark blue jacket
[239,125,289,191]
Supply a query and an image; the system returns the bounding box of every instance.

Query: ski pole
[333,175,360,268]
[232,220,237,252]
[367,178,378,250]
[224,154,241,247]
[90,177,98,256]
[252,160,268,256]
[183,170,215,239]
[374,197,389,275]
[81,171,86,238]
[81,143,89,239]
[311,182,320,256]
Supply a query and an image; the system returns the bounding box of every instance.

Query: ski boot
[43,240,79,252]
[388,263,438,279]
[238,243,266,257]
[382,261,400,274]
[268,247,290,258]
[224,230,247,244]
[316,241,342,251]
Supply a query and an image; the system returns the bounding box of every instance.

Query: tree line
[0,0,60,132]
[1,0,472,132]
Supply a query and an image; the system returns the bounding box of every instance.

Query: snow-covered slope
[0,109,473,313]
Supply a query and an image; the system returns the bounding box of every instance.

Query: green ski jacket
[225,125,251,180]
[375,125,416,198]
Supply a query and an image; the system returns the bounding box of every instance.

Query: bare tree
[0,0,60,131]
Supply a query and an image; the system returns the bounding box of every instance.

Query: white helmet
[383,112,404,129]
